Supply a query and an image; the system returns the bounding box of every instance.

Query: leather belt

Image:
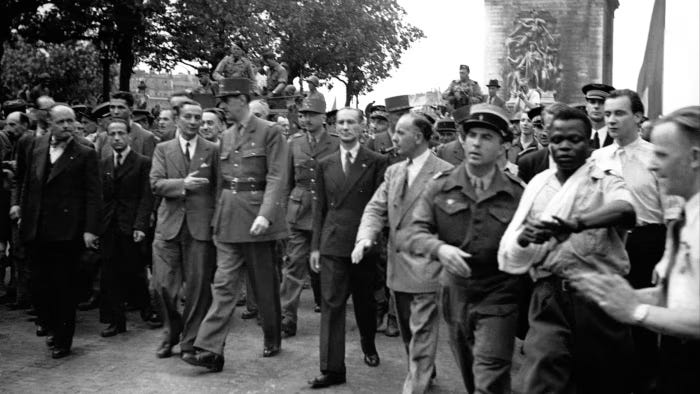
[224,178,266,192]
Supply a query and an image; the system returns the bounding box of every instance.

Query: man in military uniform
[435,106,469,166]
[364,105,392,153]
[305,76,325,103]
[434,118,458,145]
[262,52,288,97]
[279,95,339,338]
[442,65,483,111]
[183,78,288,372]
[212,43,257,82]
[402,104,526,393]
[582,83,615,148]
[194,67,220,96]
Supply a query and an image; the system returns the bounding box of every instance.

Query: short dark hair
[403,113,433,141]
[107,118,131,133]
[654,105,700,146]
[336,107,364,123]
[550,107,593,139]
[607,89,645,115]
[110,91,135,108]
[179,100,202,114]
[204,108,225,124]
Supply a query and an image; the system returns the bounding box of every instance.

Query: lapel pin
[361,163,367,168]
[446,198,455,205]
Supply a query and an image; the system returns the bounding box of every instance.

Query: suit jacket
[100,150,153,235]
[357,153,453,293]
[435,139,464,166]
[312,145,387,256]
[517,148,549,183]
[484,94,506,108]
[150,136,218,241]
[212,115,288,243]
[96,122,157,159]
[365,131,393,153]
[286,130,339,230]
[19,134,101,242]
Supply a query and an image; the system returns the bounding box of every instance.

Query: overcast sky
[324,0,699,114]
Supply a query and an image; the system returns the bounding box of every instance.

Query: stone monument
[484,0,619,107]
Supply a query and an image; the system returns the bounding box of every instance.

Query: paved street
[0,288,473,393]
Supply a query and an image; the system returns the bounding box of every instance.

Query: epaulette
[432,168,453,180]
[504,171,527,188]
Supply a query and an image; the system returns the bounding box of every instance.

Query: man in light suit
[354,113,453,393]
[183,78,289,372]
[307,108,388,389]
[150,100,218,359]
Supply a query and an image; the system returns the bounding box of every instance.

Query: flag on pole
[637,0,666,119]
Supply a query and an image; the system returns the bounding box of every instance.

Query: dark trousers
[10,221,30,305]
[99,227,150,326]
[521,276,634,394]
[28,240,82,350]
[319,254,377,375]
[658,336,700,394]
[152,222,216,352]
[626,224,666,394]
[280,228,321,325]
[194,240,282,354]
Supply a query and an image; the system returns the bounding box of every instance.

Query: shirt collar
[613,135,641,150]
[114,145,131,161]
[465,164,497,191]
[340,142,361,159]
[408,148,431,168]
[179,134,197,153]
[238,112,253,131]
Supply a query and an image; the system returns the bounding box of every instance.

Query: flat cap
[582,83,615,100]
[385,95,411,113]
[461,103,512,140]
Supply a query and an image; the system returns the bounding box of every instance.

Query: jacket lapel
[33,134,50,183]
[47,139,78,183]
[325,152,344,192]
[337,146,370,206]
[233,116,256,151]
[115,150,136,180]
[398,154,441,222]
[188,136,210,173]
[165,139,188,177]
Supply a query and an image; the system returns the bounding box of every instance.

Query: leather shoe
[309,373,346,389]
[263,345,280,357]
[46,335,55,349]
[364,353,380,367]
[155,343,173,358]
[181,350,224,372]
[384,316,400,337]
[100,323,126,337]
[77,295,99,311]
[51,347,71,359]
[281,322,296,339]
[313,304,321,313]
[241,309,258,319]
[36,325,49,337]
[145,312,163,329]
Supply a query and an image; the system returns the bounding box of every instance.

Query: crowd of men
[0,55,698,394]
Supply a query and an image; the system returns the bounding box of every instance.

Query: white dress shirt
[179,135,197,161]
[49,137,69,164]
[406,148,431,187]
[340,142,360,173]
[114,145,131,167]
[592,137,682,224]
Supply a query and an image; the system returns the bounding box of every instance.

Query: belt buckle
[561,279,571,292]
[248,177,258,194]
[231,178,238,194]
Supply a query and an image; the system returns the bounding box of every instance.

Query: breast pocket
[241,147,267,173]
[436,196,469,216]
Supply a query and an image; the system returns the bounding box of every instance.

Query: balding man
[17,105,101,358]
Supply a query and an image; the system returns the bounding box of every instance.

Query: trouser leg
[243,241,282,348]
[179,227,215,352]
[151,234,184,346]
[350,253,377,356]
[319,255,350,375]
[280,228,311,325]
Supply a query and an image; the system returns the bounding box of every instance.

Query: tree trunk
[101,58,111,101]
[118,47,134,92]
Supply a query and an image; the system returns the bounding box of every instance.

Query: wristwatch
[632,304,651,324]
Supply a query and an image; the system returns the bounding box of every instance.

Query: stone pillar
[484,0,619,106]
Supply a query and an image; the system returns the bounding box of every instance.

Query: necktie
[401,159,412,198]
[185,142,191,166]
[343,151,352,176]
[591,131,600,149]
[471,176,485,198]
[310,135,317,150]
[116,152,122,168]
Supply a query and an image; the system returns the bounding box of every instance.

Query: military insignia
[446,198,455,205]
[362,163,367,168]
[251,142,255,147]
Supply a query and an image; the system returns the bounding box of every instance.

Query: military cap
[304,75,320,87]
[217,78,251,98]
[192,93,216,108]
[527,105,544,120]
[385,95,411,113]
[486,79,501,88]
[582,83,615,100]
[435,119,457,133]
[133,109,152,120]
[462,103,512,140]
[299,95,326,114]
[71,104,92,120]
[452,105,472,124]
[92,102,111,119]
[2,99,27,116]
[459,65,470,72]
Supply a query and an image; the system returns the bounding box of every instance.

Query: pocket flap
[242,147,266,158]
[436,196,469,215]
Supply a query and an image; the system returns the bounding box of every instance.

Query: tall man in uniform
[183,78,289,372]
[150,100,219,359]
[263,52,288,97]
[279,95,339,338]
[308,108,388,389]
[98,119,153,337]
[442,65,483,111]
[592,89,682,393]
[583,83,615,148]
[402,104,526,393]
[18,105,101,358]
[355,113,452,393]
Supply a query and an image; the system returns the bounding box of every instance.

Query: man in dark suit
[18,105,101,358]
[98,118,153,337]
[150,100,219,359]
[583,83,615,149]
[484,79,507,109]
[183,78,289,372]
[307,108,388,389]
[279,95,339,337]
